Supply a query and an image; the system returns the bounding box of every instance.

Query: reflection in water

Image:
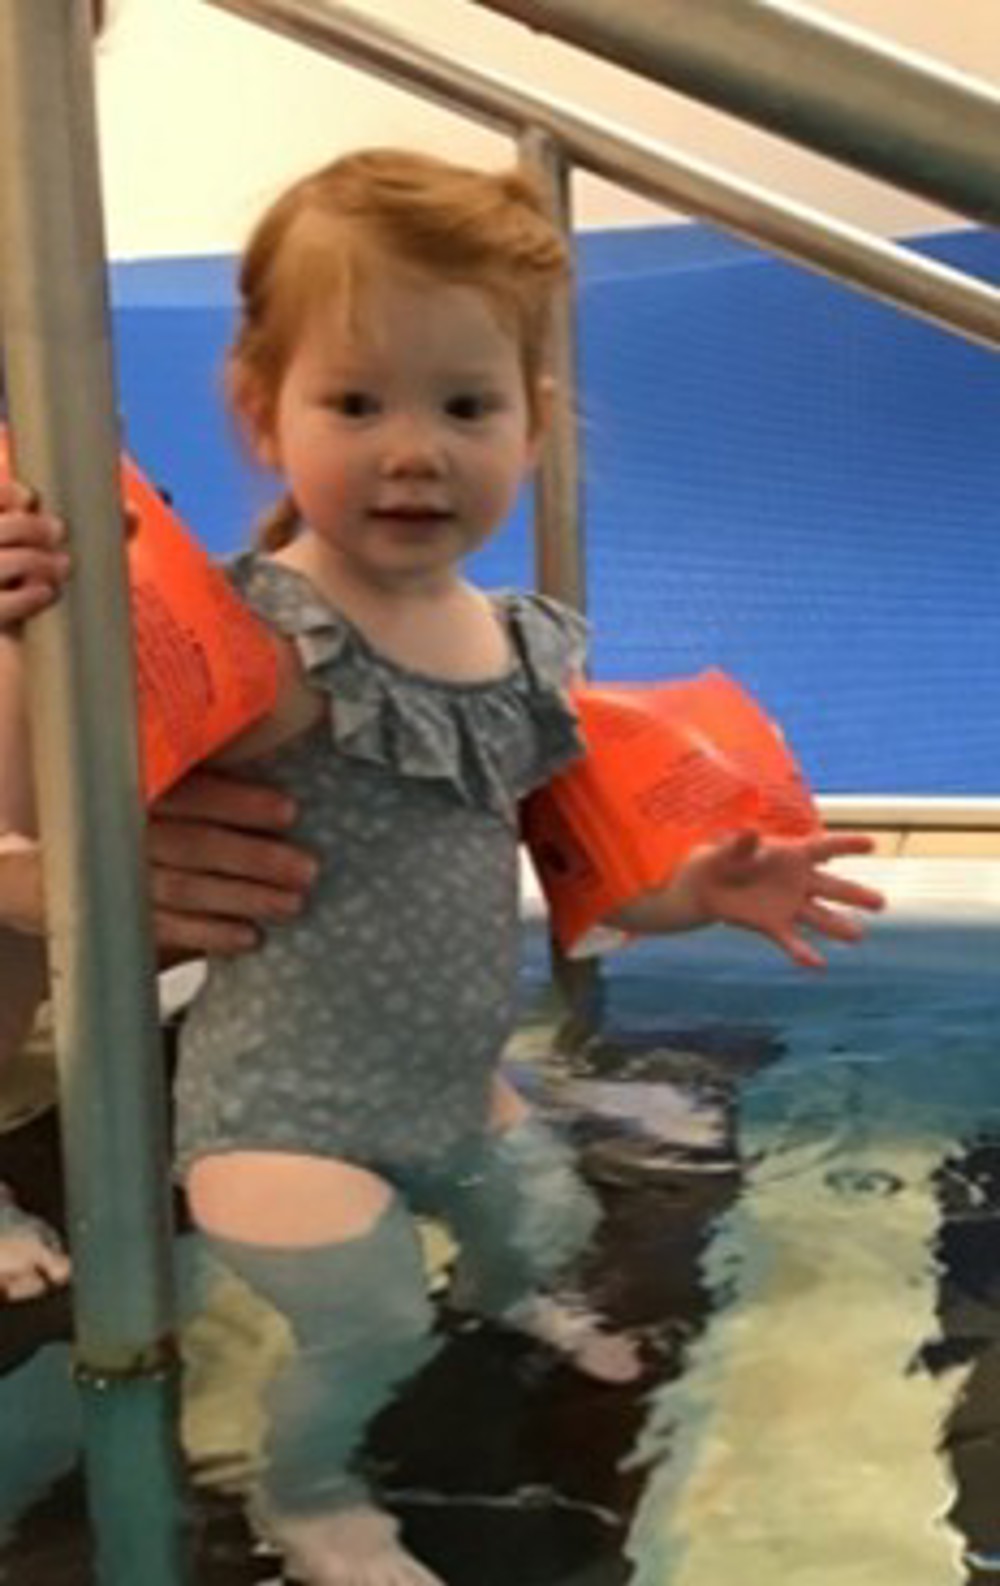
[612,925,1000,1586]
[628,1131,966,1585]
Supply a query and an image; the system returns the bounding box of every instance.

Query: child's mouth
[370,508,453,532]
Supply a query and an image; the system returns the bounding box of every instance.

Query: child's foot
[268,1503,445,1586]
[503,1293,642,1384]
[0,1186,70,1302]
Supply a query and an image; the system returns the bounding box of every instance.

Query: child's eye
[445,393,495,422]
[328,390,380,418]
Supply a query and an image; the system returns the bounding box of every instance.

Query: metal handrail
[467,0,1000,227]
[0,1,190,1582]
[205,0,1000,355]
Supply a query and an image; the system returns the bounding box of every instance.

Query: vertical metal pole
[518,128,603,1047]
[0,3,189,1582]
[518,127,585,610]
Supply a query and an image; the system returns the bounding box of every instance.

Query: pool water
[592,911,1000,1586]
[3,878,1000,1585]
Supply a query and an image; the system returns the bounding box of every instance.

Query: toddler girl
[0,149,883,1586]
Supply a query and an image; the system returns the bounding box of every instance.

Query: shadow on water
[929,1138,1000,1583]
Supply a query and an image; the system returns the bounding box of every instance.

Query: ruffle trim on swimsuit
[227,552,588,820]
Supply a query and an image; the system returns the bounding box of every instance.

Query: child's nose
[379,416,446,477]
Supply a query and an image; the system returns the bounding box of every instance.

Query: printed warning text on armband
[131,583,219,766]
[634,751,754,829]
[758,781,820,834]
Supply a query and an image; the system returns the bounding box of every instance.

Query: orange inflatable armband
[121,458,281,799]
[522,670,820,953]
[1,432,281,799]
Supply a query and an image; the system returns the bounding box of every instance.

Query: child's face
[256,268,543,589]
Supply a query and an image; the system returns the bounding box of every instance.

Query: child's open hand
[0,479,70,626]
[680,829,886,969]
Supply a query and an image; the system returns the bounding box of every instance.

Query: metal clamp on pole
[0,2,189,1581]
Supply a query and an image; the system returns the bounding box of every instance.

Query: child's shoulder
[225,550,332,637]
[492,589,589,678]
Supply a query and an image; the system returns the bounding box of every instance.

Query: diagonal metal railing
[465,0,1000,226]
[208,0,1000,838]
[206,0,1000,358]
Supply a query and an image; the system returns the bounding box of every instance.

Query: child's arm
[0,482,319,956]
[0,475,321,783]
[604,829,885,970]
[209,639,323,764]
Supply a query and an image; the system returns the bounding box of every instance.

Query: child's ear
[252,425,280,471]
[229,369,280,469]
[244,397,280,471]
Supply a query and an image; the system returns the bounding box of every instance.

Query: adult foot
[267,1502,445,1586]
[0,1185,70,1302]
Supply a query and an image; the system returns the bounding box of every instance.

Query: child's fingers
[808,832,877,863]
[769,923,826,970]
[798,899,866,942]
[810,871,886,913]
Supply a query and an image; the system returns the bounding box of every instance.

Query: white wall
[96,0,1000,260]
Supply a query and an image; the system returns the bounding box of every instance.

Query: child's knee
[187,1151,393,1248]
[201,1196,439,1515]
[204,1193,436,1351]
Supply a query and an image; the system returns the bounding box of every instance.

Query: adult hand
[0,769,316,959]
[148,768,317,960]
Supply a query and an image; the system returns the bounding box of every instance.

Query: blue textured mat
[109,225,1000,796]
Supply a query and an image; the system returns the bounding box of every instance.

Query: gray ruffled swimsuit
[175,554,587,1178]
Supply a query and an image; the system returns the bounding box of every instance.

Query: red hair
[226,149,570,548]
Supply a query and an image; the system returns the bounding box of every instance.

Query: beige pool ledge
[820,797,1000,856]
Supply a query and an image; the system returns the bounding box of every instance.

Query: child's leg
[188,1152,444,1586]
[436,1079,641,1383]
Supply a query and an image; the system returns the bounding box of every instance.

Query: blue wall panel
[108,225,1000,796]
